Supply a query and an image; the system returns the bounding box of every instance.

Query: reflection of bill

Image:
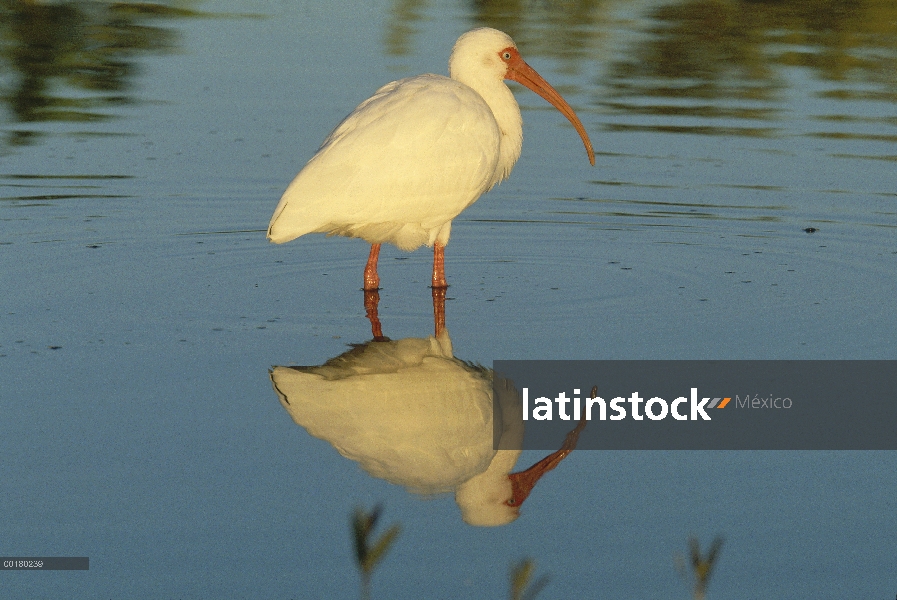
[270,329,586,527]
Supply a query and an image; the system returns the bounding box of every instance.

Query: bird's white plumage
[269,329,527,526]
[270,331,496,494]
[267,28,524,251]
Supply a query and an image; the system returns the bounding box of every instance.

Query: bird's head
[449,27,595,166]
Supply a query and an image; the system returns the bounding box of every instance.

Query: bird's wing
[267,75,501,244]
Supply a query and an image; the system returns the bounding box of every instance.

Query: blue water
[2,1,895,598]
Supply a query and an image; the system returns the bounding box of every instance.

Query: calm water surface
[1,0,895,598]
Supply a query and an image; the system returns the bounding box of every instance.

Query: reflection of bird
[267,27,594,290]
[270,329,585,527]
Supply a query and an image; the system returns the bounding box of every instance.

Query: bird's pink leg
[431,242,447,289]
[432,286,446,337]
[363,290,387,341]
[363,243,381,291]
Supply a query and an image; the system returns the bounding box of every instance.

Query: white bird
[270,329,586,527]
[267,27,594,290]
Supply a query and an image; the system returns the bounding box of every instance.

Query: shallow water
[2,0,895,598]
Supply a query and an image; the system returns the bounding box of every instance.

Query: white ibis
[269,322,587,527]
[267,27,594,290]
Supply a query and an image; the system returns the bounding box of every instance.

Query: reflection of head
[455,450,521,527]
[455,373,525,526]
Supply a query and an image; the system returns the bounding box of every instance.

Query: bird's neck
[456,74,523,187]
[485,83,524,186]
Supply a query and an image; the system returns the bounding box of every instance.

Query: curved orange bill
[504,48,595,166]
[505,414,588,507]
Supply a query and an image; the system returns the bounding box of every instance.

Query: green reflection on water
[0,0,204,146]
[3,0,895,148]
[608,0,897,102]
